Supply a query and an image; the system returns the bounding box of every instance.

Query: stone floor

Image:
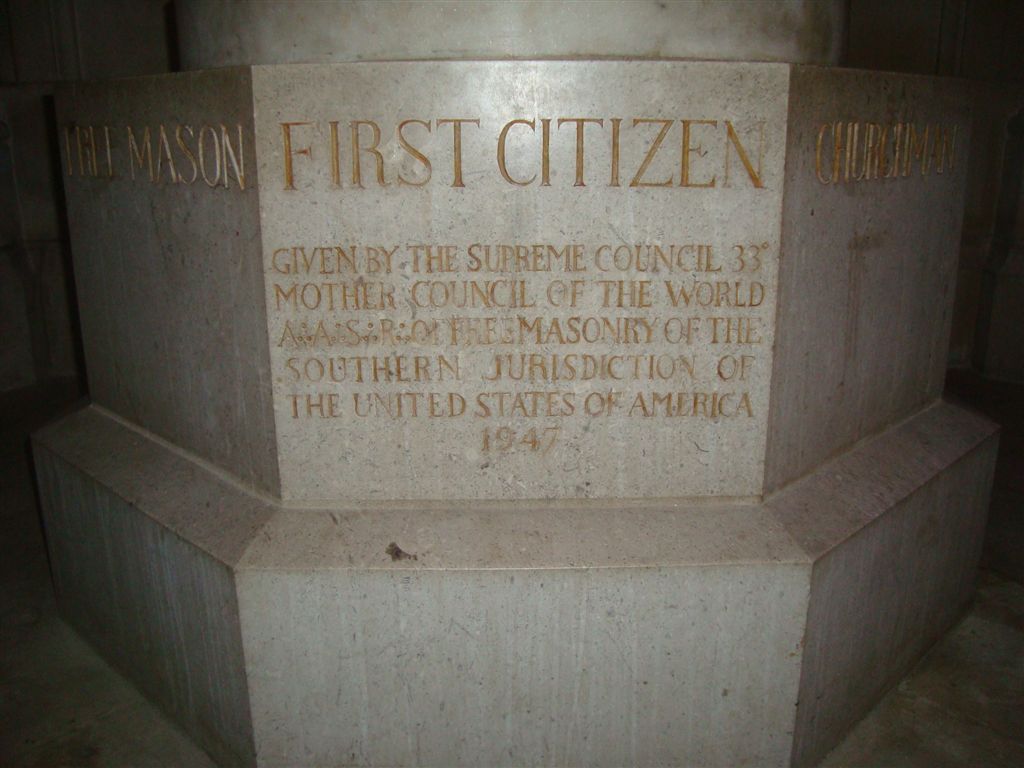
[0,378,1022,768]
[820,570,1024,767]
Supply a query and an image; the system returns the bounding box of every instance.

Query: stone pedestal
[36,58,996,767]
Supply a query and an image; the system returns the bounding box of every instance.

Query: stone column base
[32,400,997,767]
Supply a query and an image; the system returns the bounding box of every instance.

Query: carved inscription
[270,239,769,457]
[814,121,957,184]
[61,123,248,189]
[57,64,967,498]
[278,116,766,190]
[261,109,773,490]
[247,69,796,502]
[60,61,794,498]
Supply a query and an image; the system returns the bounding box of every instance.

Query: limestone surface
[56,62,970,503]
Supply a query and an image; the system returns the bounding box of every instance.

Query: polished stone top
[175,0,846,69]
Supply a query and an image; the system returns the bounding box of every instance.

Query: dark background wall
[0,0,172,394]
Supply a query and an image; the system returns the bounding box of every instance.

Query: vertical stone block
[766,67,970,491]
[252,61,789,502]
[56,69,279,494]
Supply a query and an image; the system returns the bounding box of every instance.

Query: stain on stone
[386,542,417,561]
[848,231,886,252]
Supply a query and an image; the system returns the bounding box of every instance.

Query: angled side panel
[766,67,971,492]
[779,403,999,766]
[32,407,277,767]
[55,68,279,494]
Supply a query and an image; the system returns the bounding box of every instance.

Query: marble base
[32,400,997,767]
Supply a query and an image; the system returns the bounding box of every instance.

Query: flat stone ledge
[32,398,997,573]
[33,405,277,568]
[768,399,999,560]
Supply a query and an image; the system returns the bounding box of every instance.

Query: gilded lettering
[610,117,622,187]
[933,124,957,173]
[680,119,718,188]
[557,117,604,187]
[175,125,198,184]
[350,120,386,187]
[862,123,880,179]
[328,120,341,187]
[540,117,552,186]
[280,121,314,190]
[102,126,114,177]
[904,123,930,176]
[126,125,153,181]
[76,126,99,177]
[497,119,536,186]
[156,124,178,183]
[220,124,246,189]
[629,118,673,188]
[888,122,903,178]
[875,124,890,179]
[198,125,222,187]
[815,123,831,184]
[845,122,859,181]
[724,121,764,188]
[436,118,480,188]
[397,119,432,186]
[831,122,845,184]
[813,118,955,185]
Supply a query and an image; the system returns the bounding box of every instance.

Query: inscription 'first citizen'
[279,116,767,190]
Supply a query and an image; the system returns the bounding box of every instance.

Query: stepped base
[32,401,996,767]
